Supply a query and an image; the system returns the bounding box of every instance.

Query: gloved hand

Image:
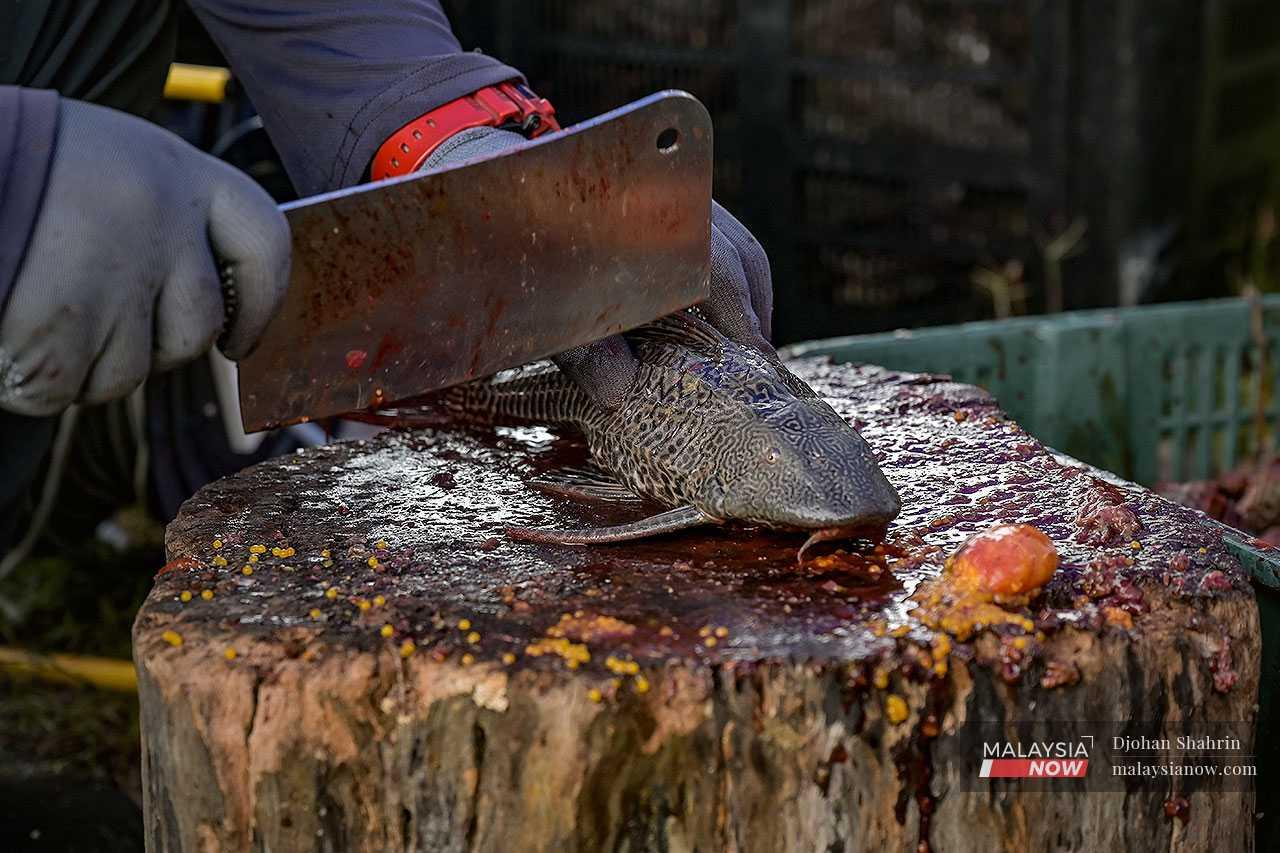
[0,98,291,417]
[423,126,776,409]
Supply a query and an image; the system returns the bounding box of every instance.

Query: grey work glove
[0,98,291,417]
[424,126,776,410]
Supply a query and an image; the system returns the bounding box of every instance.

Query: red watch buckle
[371,81,560,180]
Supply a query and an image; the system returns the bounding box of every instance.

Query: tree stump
[134,361,1259,852]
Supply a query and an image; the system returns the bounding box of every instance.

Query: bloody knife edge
[237,91,714,432]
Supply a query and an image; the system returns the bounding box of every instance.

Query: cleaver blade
[237,90,713,432]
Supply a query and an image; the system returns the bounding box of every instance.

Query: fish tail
[452,371,591,425]
[346,367,591,427]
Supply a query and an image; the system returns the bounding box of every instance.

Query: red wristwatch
[370,81,560,180]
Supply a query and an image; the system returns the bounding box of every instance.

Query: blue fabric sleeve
[186,1,524,196]
[0,86,59,320]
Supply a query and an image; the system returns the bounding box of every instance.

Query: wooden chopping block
[133,361,1258,852]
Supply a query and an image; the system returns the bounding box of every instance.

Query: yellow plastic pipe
[163,63,231,103]
[0,646,137,693]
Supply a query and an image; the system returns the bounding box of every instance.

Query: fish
[367,311,901,545]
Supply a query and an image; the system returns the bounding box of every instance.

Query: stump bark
[134,361,1259,852]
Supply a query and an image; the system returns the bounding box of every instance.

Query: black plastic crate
[448,0,1280,343]
[1188,1,1280,263]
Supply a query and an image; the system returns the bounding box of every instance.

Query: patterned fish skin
[447,313,902,530]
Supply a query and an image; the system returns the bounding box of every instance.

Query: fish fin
[626,311,727,353]
[771,361,822,400]
[529,466,643,504]
[507,505,716,545]
[628,313,818,398]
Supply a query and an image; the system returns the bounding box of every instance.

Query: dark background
[170,0,1280,344]
[442,0,1280,343]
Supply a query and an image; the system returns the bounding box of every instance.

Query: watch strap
[371,81,560,180]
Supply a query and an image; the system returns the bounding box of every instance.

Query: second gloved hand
[422,126,776,410]
[0,98,291,417]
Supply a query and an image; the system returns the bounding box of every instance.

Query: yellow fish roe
[249,544,266,554]
[380,624,394,638]
[322,559,334,568]
[367,557,380,569]
[457,618,471,630]
[525,636,590,665]
[566,658,580,670]
[241,565,253,576]
[704,636,717,648]
[224,647,237,661]
[634,676,650,694]
[272,546,296,558]
[309,608,322,620]
[501,652,517,665]
[321,549,331,559]
[885,694,908,724]
[247,554,258,564]
[357,600,371,612]
[201,589,214,600]
[179,590,192,603]
[698,625,711,637]
[375,539,388,549]
[212,539,223,549]
[325,588,338,600]
[461,653,475,666]
[930,604,1033,641]
[399,640,416,658]
[714,626,729,638]
[373,595,385,607]
[466,631,481,644]
[605,655,640,675]
[1130,540,1142,550]
[212,555,228,567]
[587,688,603,703]
[162,630,183,647]
[872,668,889,689]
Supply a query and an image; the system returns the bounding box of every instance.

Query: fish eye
[765,447,781,463]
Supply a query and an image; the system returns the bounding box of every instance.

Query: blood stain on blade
[369,335,404,372]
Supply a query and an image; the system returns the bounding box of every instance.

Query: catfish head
[693,395,901,530]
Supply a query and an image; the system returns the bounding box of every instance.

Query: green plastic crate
[786,296,1280,845]
[785,296,1280,585]
[785,296,1280,488]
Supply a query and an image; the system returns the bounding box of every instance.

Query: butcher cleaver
[236,90,714,432]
